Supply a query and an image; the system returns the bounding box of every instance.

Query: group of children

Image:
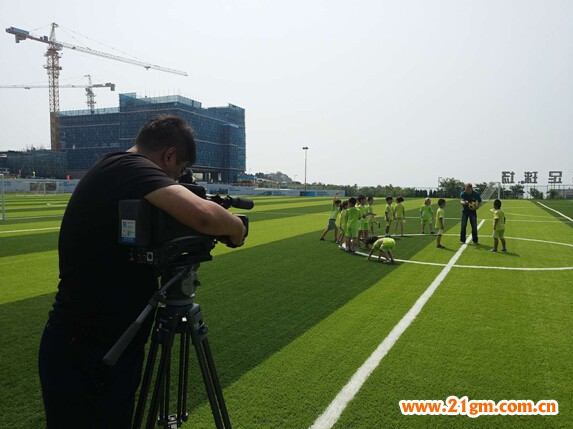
[318,193,402,263]
[319,193,507,255]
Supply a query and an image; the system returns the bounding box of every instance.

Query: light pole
[302,146,309,194]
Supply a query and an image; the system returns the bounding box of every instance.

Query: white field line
[504,212,556,218]
[0,226,60,234]
[537,202,573,222]
[309,220,485,429]
[362,233,573,248]
[378,258,573,271]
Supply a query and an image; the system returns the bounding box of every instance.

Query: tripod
[104,265,232,429]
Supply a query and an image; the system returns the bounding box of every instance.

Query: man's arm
[145,184,246,246]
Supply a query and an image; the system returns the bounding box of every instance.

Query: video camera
[118,183,253,272]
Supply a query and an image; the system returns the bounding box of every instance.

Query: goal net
[29,180,63,195]
[480,182,501,202]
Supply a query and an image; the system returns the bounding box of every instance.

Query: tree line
[255,172,562,199]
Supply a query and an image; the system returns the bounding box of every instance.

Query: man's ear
[163,146,178,164]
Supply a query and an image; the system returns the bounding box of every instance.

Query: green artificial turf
[0,195,571,428]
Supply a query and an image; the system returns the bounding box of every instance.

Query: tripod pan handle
[103,322,142,366]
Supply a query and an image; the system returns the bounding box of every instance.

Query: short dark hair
[397,196,404,203]
[349,197,357,205]
[494,199,502,208]
[136,115,196,165]
[438,198,446,206]
[386,196,393,202]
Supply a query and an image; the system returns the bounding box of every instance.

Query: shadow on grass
[0,293,53,428]
[241,202,337,223]
[0,225,434,426]
[0,232,60,258]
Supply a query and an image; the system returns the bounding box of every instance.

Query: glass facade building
[60,93,246,182]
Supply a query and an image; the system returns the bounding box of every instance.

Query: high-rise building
[60,93,246,182]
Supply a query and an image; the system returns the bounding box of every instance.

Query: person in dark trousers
[38,114,247,429]
[459,183,482,245]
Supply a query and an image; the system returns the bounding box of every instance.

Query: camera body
[118,183,250,271]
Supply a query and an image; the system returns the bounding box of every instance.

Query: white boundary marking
[354,234,573,271]
[374,258,573,271]
[309,221,485,429]
[537,202,573,222]
[0,227,60,234]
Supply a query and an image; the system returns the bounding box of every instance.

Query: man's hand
[226,215,248,247]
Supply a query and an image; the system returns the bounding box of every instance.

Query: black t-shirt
[51,152,176,347]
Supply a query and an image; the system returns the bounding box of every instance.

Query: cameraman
[38,114,246,428]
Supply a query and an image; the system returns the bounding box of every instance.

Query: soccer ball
[468,201,478,210]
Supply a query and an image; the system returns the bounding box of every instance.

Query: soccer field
[0,195,572,428]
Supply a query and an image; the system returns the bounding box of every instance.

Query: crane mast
[45,24,62,150]
[6,23,187,152]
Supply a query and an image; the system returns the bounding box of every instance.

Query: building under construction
[58,93,246,182]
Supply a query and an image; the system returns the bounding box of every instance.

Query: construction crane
[0,75,115,113]
[6,23,187,151]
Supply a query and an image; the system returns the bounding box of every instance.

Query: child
[393,196,406,236]
[420,197,435,234]
[490,199,507,252]
[367,196,380,237]
[435,198,446,248]
[319,193,341,241]
[357,195,370,247]
[344,197,361,253]
[337,200,349,247]
[366,236,396,263]
[384,196,393,237]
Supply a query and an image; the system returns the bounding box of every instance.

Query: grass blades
[0,195,571,428]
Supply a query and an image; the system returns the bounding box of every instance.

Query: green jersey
[367,204,374,223]
[358,204,369,228]
[345,207,361,227]
[420,204,433,221]
[435,207,445,229]
[329,204,339,220]
[340,209,348,229]
[493,209,506,231]
[385,204,393,221]
[394,203,405,219]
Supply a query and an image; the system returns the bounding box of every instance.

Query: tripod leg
[145,329,175,429]
[132,330,160,429]
[177,331,190,424]
[190,320,231,429]
[161,344,172,426]
[201,337,231,429]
